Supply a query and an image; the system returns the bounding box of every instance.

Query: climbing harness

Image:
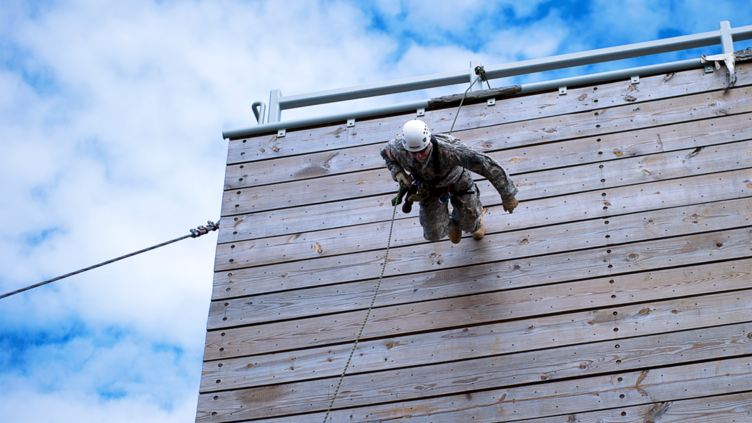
[449,65,492,135]
[322,193,399,422]
[0,221,219,300]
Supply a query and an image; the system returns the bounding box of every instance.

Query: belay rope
[0,221,219,300]
[324,72,493,417]
[322,193,400,422]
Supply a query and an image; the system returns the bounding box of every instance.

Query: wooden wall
[197,61,752,422]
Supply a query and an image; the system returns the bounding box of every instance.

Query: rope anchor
[191,221,219,237]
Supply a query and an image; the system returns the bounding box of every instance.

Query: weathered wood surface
[224,110,752,191]
[213,167,752,300]
[221,85,752,216]
[205,255,752,386]
[197,354,752,422]
[217,151,752,248]
[516,392,752,423]
[199,320,752,417]
[226,63,752,165]
[206,232,752,360]
[222,125,752,241]
[217,143,752,270]
[201,260,752,391]
[200,61,752,423]
[214,167,752,280]
[208,196,752,329]
[426,85,522,107]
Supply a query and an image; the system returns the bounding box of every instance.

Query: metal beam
[518,58,702,94]
[267,89,282,124]
[469,60,482,92]
[223,99,429,139]
[719,21,734,54]
[278,70,470,110]
[270,23,752,113]
[223,57,707,139]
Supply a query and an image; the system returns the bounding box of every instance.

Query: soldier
[380,119,518,243]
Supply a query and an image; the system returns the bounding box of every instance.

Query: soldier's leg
[418,196,452,241]
[450,185,483,233]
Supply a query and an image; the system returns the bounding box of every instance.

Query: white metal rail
[223,21,752,139]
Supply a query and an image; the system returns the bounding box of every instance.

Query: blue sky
[2,1,752,421]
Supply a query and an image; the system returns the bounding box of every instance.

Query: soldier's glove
[407,187,430,203]
[502,197,519,214]
[394,171,412,188]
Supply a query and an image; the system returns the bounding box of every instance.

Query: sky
[2,1,752,421]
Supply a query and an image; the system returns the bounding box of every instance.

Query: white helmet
[402,120,431,152]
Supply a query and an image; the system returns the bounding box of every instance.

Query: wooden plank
[214,167,752,299]
[197,354,752,422]
[208,196,752,329]
[202,257,752,390]
[217,141,752,269]
[221,119,752,245]
[225,110,752,191]
[202,259,752,391]
[221,85,752,216]
[525,392,752,423]
[218,145,752,246]
[206,225,752,360]
[226,62,752,165]
[215,165,752,277]
[208,198,752,355]
[199,321,752,417]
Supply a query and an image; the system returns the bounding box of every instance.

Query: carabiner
[438,186,452,204]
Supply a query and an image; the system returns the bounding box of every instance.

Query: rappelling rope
[322,195,399,422]
[323,68,492,418]
[449,65,492,135]
[0,221,219,301]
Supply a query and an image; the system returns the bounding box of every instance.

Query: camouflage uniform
[380,133,518,241]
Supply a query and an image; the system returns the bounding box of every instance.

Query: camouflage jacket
[380,133,518,200]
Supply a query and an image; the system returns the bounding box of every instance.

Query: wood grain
[208,196,752,329]
[213,167,752,300]
[201,260,752,391]
[226,62,752,164]
[205,227,752,359]
[198,322,752,417]
[217,142,752,269]
[221,85,752,216]
[197,354,752,422]
[224,110,752,191]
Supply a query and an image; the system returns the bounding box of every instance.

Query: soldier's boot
[472,217,485,240]
[449,224,462,244]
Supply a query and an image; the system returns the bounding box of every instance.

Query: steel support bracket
[719,21,734,54]
[417,108,425,117]
[631,75,640,84]
[268,89,282,124]
[347,118,356,127]
[277,128,286,137]
[559,86,567,95]
[487,98,496,106]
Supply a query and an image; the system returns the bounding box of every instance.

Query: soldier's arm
[459,148,518,201]
[380,140,407,181]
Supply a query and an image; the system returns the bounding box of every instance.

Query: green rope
[322,194,400,422]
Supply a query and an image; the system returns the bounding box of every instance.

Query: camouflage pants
[419,184,482,242]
